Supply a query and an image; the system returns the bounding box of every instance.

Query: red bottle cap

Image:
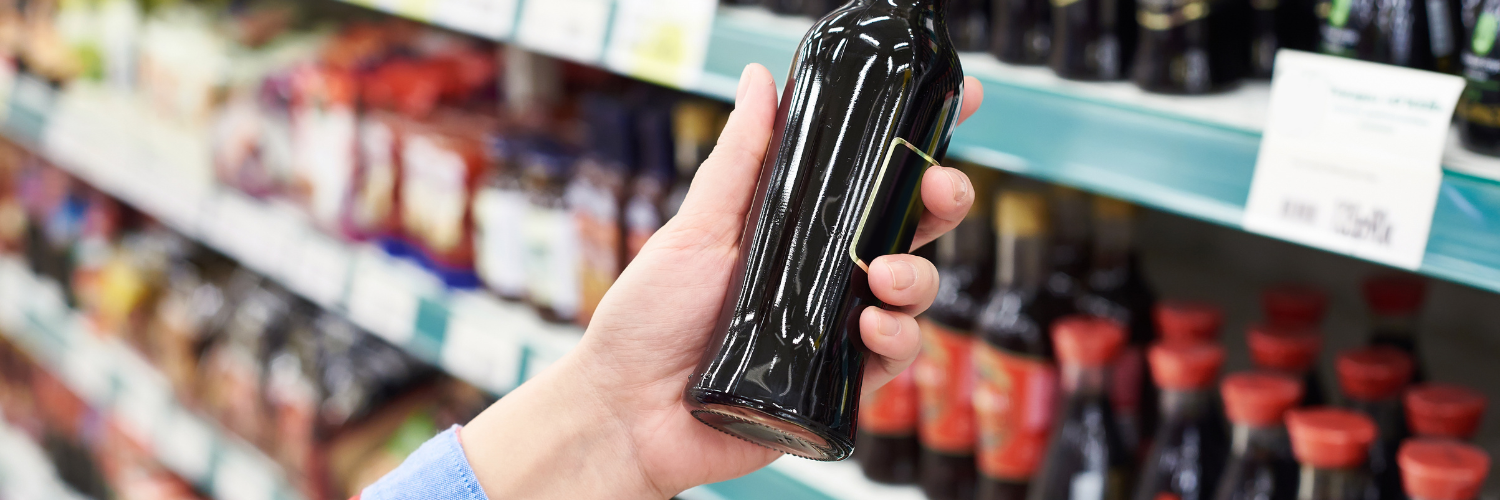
[1262,284,1328,328]
[1362,274,1427,315]
[1148,341,1225,390]
[1155,301,1224,342]
[1398,439,1490,500]
[1336,346,1414,401]
[1406,384,1487,440]
[1222,372,1304,427]
[1286,408,1378,469]
[1247,324,1322,373]
[1053,316,1127,367]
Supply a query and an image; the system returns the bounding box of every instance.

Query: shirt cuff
[360,425,489,500]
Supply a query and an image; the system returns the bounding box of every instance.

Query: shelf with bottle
[332,0,1500,295]
[0,256,302,500]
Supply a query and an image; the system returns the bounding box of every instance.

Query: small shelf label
[515,0,615,63]
[604,0,719,88]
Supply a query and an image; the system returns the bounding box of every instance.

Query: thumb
[670,64,779,244]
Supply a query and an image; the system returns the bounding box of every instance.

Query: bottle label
[973,343,1058,479]
[914,319,976,453]
[353,117,398,233]
[860,366,919,435]
[848,137,944,272]
[524,205,580,318]
[402,134,469,253]
[475,187,529,296]
[567,169,623,325]
[1137,0,1210,31]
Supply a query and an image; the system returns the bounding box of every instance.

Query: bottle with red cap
[912,167,999,500]
[1155,301,1224,343]
[856,242,933,485]
[1286,408,1379,500]
[1076,197,1158,455]
[1213,372,1304,500]
[973,190,1071,500]
[1397,439,1490,500]
[1404,384,1486,441]
[1028,316,1133,500]
[1133,342,1229,500]
[1248,324,1328,407]
[1361,275,1429,382]
[1262,284,1328,329]
[1336,347,1416,500]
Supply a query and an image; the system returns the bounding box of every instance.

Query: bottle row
[730,0,1500,158]
[0,146,494,500]
[0,0,732,327]
[848,172,1492,500]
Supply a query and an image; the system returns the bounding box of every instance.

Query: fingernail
[878,310,902,337]
[736,65,753,102]
[887,260,916,291]
[946,167,969,205]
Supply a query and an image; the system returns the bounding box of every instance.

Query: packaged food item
[474,133,528,300]
[1077,197,1157,455]
[1248,324,1327,407]
[570,94,634,325]
[1397,439,1490,500]
[1285,408,1378,500]
[1132,341,1228,500]
[1029,316,1133,500]
[1213,372,1303,500]
[1403,384,1486,441]
[1154,301,1224,343]
[1335,347,1415,500]
[1131,0,1248,94]
[1051,0,1137,80]
[519,139,580,323]
[1361,274,1428,381]
[623,104,674,264]
[855,365,921,484]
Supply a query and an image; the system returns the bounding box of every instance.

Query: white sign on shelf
[443,294,523,392]
[281,232,354,308]
[434,0,521,39]
[346,250,422,346]
[213,447,276,500]
[604,0,719,88]
[515,0,615,63]
[153,407,216,483]
[206,194,304,276]
[1243,50,1465,269]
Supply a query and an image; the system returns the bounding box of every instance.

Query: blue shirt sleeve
[360,425,489,500]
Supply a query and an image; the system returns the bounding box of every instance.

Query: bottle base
[919,449,977,500]
[853,431,919,484]
[687,389,854,461]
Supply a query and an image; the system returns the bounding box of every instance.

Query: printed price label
[282,232,353,308]
[516,0,615,63]
[346,251,422,346]
[434,0,521,39]
[206,194,301,274]
[604,0,718,88]
[1243,50,1464,269]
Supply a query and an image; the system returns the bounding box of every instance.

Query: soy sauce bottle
[855,366,921,483]
[1361,275,1428,382]
[1335,347,1415,500]
[1131,0,1247,93]
[1250,0,1319,77]
[1286,408,1378,500]
[973,190,1070,500]
[954,0,995,51]
[1248,324,1327,407]
[993,0,1055,63]
[914,164,997,500]
[687,0,965,461]
[1213,372,1303,500]
[1051,0,1138,79]
[1457,0,1500,156]
[1397,440,1490,500]
[1404,384,1487,441]
[1262,284,1328,330]
[1133,341,1229,500]
[1316,0,1445,71]
[1028,316,1133,500]
[1155,301,1224,343]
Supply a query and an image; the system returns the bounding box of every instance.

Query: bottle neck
[1090,216,1134,288]
[942,215,993,272]
[997,233,1046,291]
[1062,365,1111,396]
[1230,424,1288,458]
[1160,388,1214,419]
[1297,464,1368,500]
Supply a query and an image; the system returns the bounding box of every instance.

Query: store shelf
[0,257,302,500]
[0,408,92,500]
[345,1,1500,293]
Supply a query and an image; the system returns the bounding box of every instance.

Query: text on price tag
[604,0,719,88]
[515,0,615,63]
[1243,50,1465,269]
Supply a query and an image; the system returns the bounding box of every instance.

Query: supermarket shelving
[345,1,1500,294]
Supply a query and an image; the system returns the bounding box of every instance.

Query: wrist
[458,352,663,499]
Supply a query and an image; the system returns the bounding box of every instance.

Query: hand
[460,64,985,499]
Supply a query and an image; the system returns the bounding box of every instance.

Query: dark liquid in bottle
[1133,392,1229,500]
[686,0,964,461]
[1051,0,1138,79]
[1347,399,1409,500]
[994,0,1056,63]
[1028,381,1133,500]
[1077,200,1157,456]
[1249,0,1320,77]
[1459,0,1500,155]
[855,433,921,483]
[1213,428,1299,500]
[1317,0,1445,70]
[1298,467,1375,500]
[1131,0,1247,93]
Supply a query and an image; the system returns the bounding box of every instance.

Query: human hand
[460,63,985,499]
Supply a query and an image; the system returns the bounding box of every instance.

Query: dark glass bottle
[856,242,934,485]
[1361,275,1427,382]
[1249,0,1320,77]
[993,0,1055,63]
[1316,0,1448,71]
[1286,408,1378,500]
[1043,187,1089,318]
[1213,372,1303,500]
[686,0,965,461]
[973,190,1070,500]
[1335,347,1415,500]
[954,0,995,50]
[1131,0,1247,93]
[1028,316,1133,500]
[914,163,997,500]
[1262,284,1328,330]
[1076,197,1156,455]
[763,0,811,15]
[1050,0,1138,79]
[1397,439,1490,500]
[1458,0,1500,156]
[1155,301,1223,343]
[1404,384,1486,441]
[1133,342,1229,500]
[1247,324,1328,407]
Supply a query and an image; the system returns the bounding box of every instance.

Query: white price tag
[212,447,275,500]
[515,0,615,63]
[207,194,303,275]
[0,257,27,329]
[111,347,173,451]
[59,339,114,407]
[443,295,523,392]
[153,408,215,483]
[434,0,521,39]
[282,232,353,308]
[346,251,421,346]
[1243,51,1465,269]
[604,0,718,88]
